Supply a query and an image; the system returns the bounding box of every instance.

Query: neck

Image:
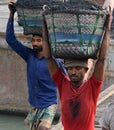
[71,80,83,89]
[38,51,44,58]
[34,51,43,58]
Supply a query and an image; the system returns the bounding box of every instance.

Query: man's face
[31,35,42,48]
[31,35,43,55]
[67,66,87,87]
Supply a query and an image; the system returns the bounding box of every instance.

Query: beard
[33,45,43,56]
[69,74,84,87]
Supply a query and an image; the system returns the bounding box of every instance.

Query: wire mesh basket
[16,7,42,35]
[15,0,64,35]
[44,1,109,59]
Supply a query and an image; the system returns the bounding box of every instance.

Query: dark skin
[66,66,88,87]
[8,1,49,130]
[31,35,44,58]
[42,12,112,88]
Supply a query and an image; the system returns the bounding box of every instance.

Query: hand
[102,0,114,11]
[8,0,17,14]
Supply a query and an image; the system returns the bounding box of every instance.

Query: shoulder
[86,74,103,89]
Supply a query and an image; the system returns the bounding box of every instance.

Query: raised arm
[6,0,31,61]
[42,15,59,77]
[8,0,16,20]
[93,11,113,80]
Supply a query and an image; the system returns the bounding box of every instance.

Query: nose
[32,40,39,46]
[32,39,37,44]
[72,68,77,74]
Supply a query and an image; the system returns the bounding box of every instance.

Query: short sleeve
[90,74,103,104]
[52,68,69,96]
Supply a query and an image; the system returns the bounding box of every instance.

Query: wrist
[9,12,14,20]
[104,28,110,36]
[105,28,110,32]
[105,24,111,31]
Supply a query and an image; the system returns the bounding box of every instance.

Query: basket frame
[44,9,109,59]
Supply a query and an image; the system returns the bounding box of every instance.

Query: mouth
[33,46,43,52]
[71,75,78,78]
[70,74,79,81]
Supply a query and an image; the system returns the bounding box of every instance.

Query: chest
[61,84,95,119]
[27,55,50,78]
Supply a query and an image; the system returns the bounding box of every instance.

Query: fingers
[102,0,114,11]
[103,5,113,11]
[9,0,15,6]
[9,0,16,3]
[9,0,16,5]
[8,0,17,14]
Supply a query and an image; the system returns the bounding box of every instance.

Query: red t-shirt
[52,68,103,130]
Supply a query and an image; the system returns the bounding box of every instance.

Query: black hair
[32,33,42,37]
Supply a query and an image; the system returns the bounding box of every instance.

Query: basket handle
[43,5,50,11]
[89,14,100,45]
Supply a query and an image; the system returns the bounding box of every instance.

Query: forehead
[32,35,42,39]
[67,66,87,72]
[67,66,84,69]
[67,65,83,68]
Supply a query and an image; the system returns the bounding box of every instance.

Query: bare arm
[42,15,59,77]
[93,12,113,80]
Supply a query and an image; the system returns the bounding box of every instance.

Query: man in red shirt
[42,12,112,130]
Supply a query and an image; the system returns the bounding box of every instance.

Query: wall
[0,33,31,113]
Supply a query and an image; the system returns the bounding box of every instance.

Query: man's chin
[71,77,78,82]
[71,79,78,84]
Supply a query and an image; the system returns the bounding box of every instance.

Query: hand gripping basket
[44,1,109,59]
[15,0,63,35]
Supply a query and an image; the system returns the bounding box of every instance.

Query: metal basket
[44,7,109,59]
[15,0,64,35]
[16,7,43,35]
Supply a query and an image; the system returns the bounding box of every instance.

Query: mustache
[33,45,43,52]
[70,74,79,78]
[33,45,43,57]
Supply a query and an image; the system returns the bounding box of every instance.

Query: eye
[31,38,42,42]
[68,67,73,70]
[37,39,41,42]
[75,66,82,70]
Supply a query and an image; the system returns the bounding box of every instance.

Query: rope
[76,14,84,53]
[88,14,100,55]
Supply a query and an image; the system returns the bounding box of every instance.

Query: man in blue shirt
[6,1,66,130]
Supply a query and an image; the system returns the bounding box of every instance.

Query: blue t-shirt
[6,19,67,109]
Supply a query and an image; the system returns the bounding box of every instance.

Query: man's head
[64,59,89,87]
[31,34,43,56]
